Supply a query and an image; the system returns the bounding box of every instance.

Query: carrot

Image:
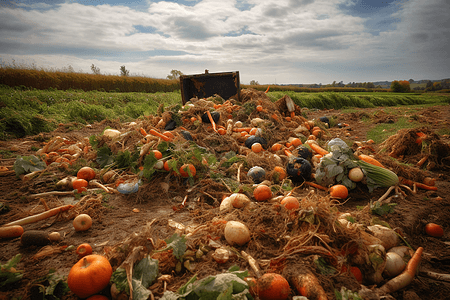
[416,155,428,168]
[309,143,329,156]
[148,129,172,142]
[305,181,328,191]
[233,127,253,133]
[206,110,218,133]
[284,149,294,157]
[290,271,328,300]
[358,154,385,168]
[401,178,437,191]
[265,85,270,93]
[271,114,279,122]
[139,127,147,136]
[379,247,423,294]
[0,225,24,239]
[290,111,295,118]
[2,204,73,227]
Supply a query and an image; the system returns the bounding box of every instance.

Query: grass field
[1,85,449,140]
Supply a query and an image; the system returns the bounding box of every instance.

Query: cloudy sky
[0,0,449,84]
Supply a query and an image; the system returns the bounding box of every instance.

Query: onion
[384,252,406,278]
[348,167,364,182]
[229,193,251,209]
[219,196,233,212]
[367,225,399,250]
[388,246,414,260]
[224,221,251,246]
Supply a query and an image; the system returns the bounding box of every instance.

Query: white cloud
[0,0,448,83]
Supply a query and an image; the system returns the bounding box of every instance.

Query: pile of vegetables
[1,88,443,300]
[315,138,399,192]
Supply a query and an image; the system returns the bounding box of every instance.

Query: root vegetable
[211,248,230,264]
[388,246,413,261]
[379,247,423,294]
[253,184,272,202]
[367,225,399,250]
[290,271,328,300]
[48,231,61,242]
[103,129,121,138]
[219,196,233,212]
[3,204,73,227]
[348,167,364,182]
[309,143,329,156]
[384,252,406,278]
[73,214,93,232]
[229,193,251,209]
[280,196,300,210]
[329,184,348,200]
[21,230,52,246]
[358,154,385,168]
[224,221,251,246]
[257,273,290,300]
[425,223,444,238]
[0,225,24,239]
[55,176,77,191]
[77,243,93,258]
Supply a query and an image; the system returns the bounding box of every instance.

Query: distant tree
[249,80,259,85]
[409,79,414,83]
[433,82,442,90]
[166,69,183,80]
[120,65,129,77]
[391,80,410,92]
[366,82,375,88]
[425,80,433,89]
[90,64,101,75]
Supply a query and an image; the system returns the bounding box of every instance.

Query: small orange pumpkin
[67,254,113,298]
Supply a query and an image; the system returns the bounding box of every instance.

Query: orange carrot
[423,177,436,186]
[3,204,74,227]
[416,155,428,168]
[206,110,218,133]
[139,127,148,136]
[0,225,24,239]
[284,149,294,157]
[380,247,423,294]
[305,181,328,191]
[358,154,385,168]
[290,271,328,300]
[264,85,270,93]
[233,127,253,133]
[309,143,329,156]
[290,111,295,118]
[149,129,172,142]
[401,178,437,191]
[271,114,279,122]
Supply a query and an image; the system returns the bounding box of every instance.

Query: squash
[296,145,312,160]
[245,136,267,149]
[67,254,113,298]
[247,166,266,183]
[286,157,312,183]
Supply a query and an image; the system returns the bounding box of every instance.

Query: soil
[1,90,450,300]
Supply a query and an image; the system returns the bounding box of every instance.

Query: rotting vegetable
[257,273,290,300]
[73,214,93,232]
[0,225,24,239]
[224,221,251,246]
[3,204,73,227]
[379,247,423,294]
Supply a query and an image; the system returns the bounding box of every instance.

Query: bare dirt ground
[1,92,450,300]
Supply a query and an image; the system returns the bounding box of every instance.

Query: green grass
[366,117,426,144]
[1,85,448,140]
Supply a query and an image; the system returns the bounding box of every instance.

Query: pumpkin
[245,136,267,149]
[201,111,220,123]
[67,254,113,298]
[286,157,312,183]
[296,145,312,160]
[247,166,266,183]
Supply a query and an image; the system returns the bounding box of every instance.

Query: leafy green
[33,269,69,300]
[315,139,358,190]
[314,257,337,275]
[13,155,46,177]
[335,286,363,300]
[370,201,397,216]
[110,256,159,300]
[0,254,23,287]
[96,145,114,167]
[141,151,158,180]
[160,266,253,300]
[115,149,139,170]
[154,233,187,260]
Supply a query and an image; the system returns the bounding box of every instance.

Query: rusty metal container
[180,70,240,104]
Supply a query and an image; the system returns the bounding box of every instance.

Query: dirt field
[1,90,450,300]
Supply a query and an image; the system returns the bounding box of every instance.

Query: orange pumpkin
[77,166,96,181]
[67,254,113,299]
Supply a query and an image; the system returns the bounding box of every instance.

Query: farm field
[1,87,450,300]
